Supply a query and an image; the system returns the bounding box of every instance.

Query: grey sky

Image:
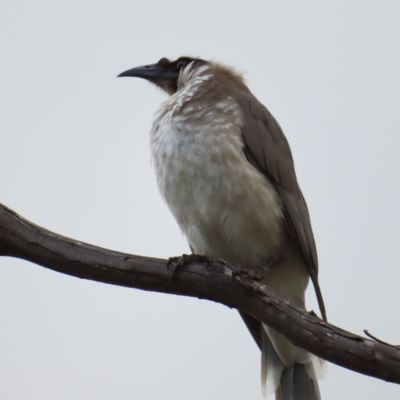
[1,1,399,399]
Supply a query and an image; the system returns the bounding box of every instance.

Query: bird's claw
[232,264,272,282]
[167,253,210,281]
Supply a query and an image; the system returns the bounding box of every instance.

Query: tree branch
[0,203,399,384]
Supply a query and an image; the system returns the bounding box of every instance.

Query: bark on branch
[0,203,399,384]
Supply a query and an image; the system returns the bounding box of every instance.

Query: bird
[118,56,327,400]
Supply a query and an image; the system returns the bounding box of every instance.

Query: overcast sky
[1,1,399,399]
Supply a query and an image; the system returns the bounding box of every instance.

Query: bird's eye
[177,61,187,70]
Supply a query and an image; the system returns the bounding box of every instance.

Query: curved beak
[117,62,178,81]
[118,63,160,79]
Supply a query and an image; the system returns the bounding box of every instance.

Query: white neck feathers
[177,63,211,91]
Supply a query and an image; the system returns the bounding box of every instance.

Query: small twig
[363,330,400,348]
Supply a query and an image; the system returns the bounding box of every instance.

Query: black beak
[118,63,159,78]
[117,60,178,81]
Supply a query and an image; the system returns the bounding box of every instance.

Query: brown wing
[234,91,327,321]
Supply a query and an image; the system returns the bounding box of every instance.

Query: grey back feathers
[235,90,327,322]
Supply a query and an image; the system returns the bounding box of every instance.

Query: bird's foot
[167,253,210,281]
[232,264,272,282]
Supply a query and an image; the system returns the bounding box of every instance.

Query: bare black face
[118,56,206,94]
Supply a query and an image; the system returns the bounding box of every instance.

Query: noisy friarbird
[118,57,327,400]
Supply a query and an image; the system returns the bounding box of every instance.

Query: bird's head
[117,56,208,95]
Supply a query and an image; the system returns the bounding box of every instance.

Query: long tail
[275,364,321,400]
[261,328,324,400]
